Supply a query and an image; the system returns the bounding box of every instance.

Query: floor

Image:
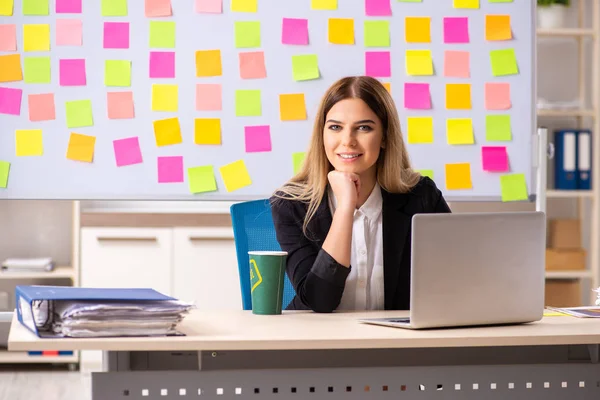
[0,365,90,400]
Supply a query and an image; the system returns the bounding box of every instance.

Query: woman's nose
[340,130,356,147]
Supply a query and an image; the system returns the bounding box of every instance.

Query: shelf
[0,350,78,364]
[547,190,594,198]
[546,270,593,279]
[537,28,595,37]
[0,266,75,280]
[537,109,596,117]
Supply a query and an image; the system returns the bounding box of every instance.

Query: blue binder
[577,129,592,190]
[554,130,578,190]
[16,285,175,338]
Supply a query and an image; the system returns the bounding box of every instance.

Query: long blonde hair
[273,76,421,234]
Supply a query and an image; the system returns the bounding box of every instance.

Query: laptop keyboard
[388,318,410,323]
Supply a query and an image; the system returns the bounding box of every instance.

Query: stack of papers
[546,306,600,318]
[2,257,54,272]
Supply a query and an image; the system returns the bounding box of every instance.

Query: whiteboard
[0,0,536,201]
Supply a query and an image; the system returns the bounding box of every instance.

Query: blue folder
[554,130,578,190]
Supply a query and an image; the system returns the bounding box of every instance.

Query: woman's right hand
[327,170,360,211]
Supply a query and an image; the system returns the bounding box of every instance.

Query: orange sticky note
[445,163,472,190]
[405,17,431,43]
[328,18,354,44]
[67,132,96,163]
[153,117,182,147]
[279,93,306,121]
[15,129,43,156]
[382,82,391,93]
[446,83,471,110]
[486,15,511,41]
[0,54,23,82]
[194,118,221,145]
[28,93,55,122]
[196,49,222,77]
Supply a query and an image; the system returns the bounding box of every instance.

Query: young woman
[270,76,451,313]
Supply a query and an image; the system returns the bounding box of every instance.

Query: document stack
[1,257,54,273]
[16,286,195,338]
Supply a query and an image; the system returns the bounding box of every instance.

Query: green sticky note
[65,100,93,128]
[235,90,261,117]
[490,48,518,76]
[105,60,131,87]
[235,21,260,48]
[486,115,512,141]
[292,54,320,81]
[500,173,528,202]
[364,21,390,47]
[0,161,9,188]
[418,169,434,180]
[293,152,305,174]
[102,0,127,16]
[150,21,175,48]
[23,0,48,15]
[24,56,51,83]
[188,165,218,194]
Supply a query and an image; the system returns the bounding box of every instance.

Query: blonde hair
[273,76,421,234]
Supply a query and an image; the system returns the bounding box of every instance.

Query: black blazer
[270,176,451,313]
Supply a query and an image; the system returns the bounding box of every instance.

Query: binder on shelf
[554,130,578,190]
[577,129,592,190]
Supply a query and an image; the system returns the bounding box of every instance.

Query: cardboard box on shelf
[548,219,581,249]
[545,280,582,307]
[546,248,586,270]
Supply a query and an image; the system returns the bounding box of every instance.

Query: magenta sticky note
[404,83,431,110]
[150,51,175,78]
[56,0,82,13]
[444,17,469,44]
[482,146,508,172]
[365,51,391,78]
[0,87,22,116]
[282,18,308,45]
[365,0,391,16]
[158,156,184,183]
[56,19,82,46]
[103,22,129,49]
[245,125,272,153]
[113,137,143,167]
[60,59,86,86]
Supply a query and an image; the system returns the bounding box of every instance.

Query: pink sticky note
[196,83,221,111]
[0,25,17,51]
[282,18,308,45]
[245,125,272,153]
[482,146,508,172]
[56,0,82,13]
[56,19,82,46]
[196,0,221,13]
[0,87,22,116]
[365,0,391,16]
[103,22,129,49]
[150,51,175,78]
[485,82,511,110]
[444,50,469,78]
[239,51,266,79]
[365,51,391,78]
[107,91,135,119]
[114,137,143,167]
[444,17,469,44]
[28,93,55,122]
[404,83,431,110]
[145,0,172,17]
[158,156,184,183]
[60,59,86,86]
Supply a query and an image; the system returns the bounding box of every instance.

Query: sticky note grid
[0,0,531,202]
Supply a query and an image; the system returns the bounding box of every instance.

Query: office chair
[230,199,296,310]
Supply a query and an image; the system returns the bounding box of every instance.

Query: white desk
[8,309,600,399]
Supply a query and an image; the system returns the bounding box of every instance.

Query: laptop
[359,212,546,329]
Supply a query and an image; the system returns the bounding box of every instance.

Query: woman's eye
[358,125,373,132]
[328,124,341,131]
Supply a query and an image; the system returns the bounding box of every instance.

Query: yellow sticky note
[15,129,43,156]
[446,83,472,110]
[0,0,14,16]
[543,310,568,317]
[231,0,257,12]
[405,17,431,43]
[196,50,222,77]
[500,173,528,202]
[0,54,23,82]
[194,118,221,145]
[447,118,474,145]
[445,163,472,190]
[407,117,433,144]
[153,117,182,147]
[406,50,433,76]
[328,18,354,45]
[23,24,50,52]
[311,0,336,10]
[454,0,479,8]
[66,132,95,163]
[152,84,178,112]
[219,160,252,192]
[486,15,511,41]
[279,93,307,121]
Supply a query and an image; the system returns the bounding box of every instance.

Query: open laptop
[359,212,546,329]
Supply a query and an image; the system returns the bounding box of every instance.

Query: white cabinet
[173,227,241,310]
[80,227,173,295]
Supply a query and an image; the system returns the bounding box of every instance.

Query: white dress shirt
[328,183,385,310]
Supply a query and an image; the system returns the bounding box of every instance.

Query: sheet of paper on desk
[546,306,600,318]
